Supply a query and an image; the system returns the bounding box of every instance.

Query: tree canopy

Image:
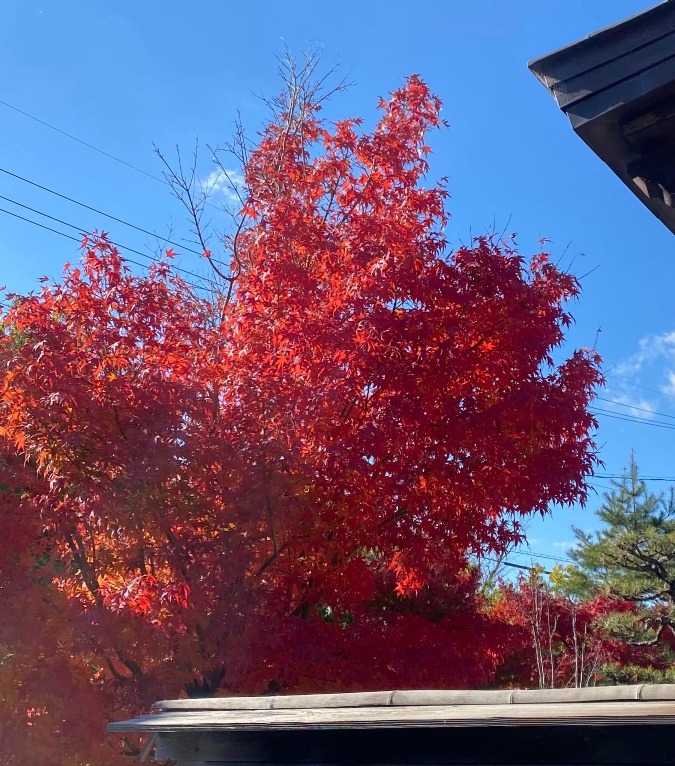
[567,454,675,654]
[0,74,601,765]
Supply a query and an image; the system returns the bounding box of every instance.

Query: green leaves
[564,453,675,665]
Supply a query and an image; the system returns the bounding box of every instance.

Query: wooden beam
[110,700,675,733]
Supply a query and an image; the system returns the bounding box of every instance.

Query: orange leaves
[388,551,425,596]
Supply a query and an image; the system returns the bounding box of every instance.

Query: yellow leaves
[549,563,577,596]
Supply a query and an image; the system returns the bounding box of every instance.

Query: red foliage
[0,76,601,764]
[492,575,635,688]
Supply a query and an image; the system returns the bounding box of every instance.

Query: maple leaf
[0,70,602,765]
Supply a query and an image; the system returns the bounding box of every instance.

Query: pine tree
[569,453,675,648]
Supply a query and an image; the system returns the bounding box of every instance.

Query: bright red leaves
[0,76,601,765]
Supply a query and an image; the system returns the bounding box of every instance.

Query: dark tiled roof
[528,1,675,235]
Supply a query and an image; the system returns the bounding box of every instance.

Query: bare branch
[155,47,349,312]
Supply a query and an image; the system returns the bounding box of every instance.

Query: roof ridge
[149,684,675,713]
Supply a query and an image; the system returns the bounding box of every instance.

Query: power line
[547,356,675,429]
[0,166,206,257]
[510,548,572,564]
[0,206,149,275]
[590,406,675,431]
[553,354,675,420]
[0,97,232,215]
[0,205,219,295]
[0,166,233,270]
[595,395,675,422]
[594,473,675,482]
[604,372,666,398]
[480,556,552,575]
[509,548,574,564]
[0,193,216,287]
[0,193,222,290]
[481,546,579,574]
[0,98,166,185]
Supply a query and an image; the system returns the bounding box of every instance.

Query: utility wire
[510,548,572,564]
[595,395,675,421]
[0,97,231,215]
[0,206,149,274]
[480,556,552,575]
[0,166,233,270]
[594,473,675,482]
[604,372,666,398]
[0,166,205,257]
[590,406,675,431]
[0,206,218,295]
[0,98,166,185]
[0,194,222,290]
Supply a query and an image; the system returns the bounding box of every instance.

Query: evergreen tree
[569,453,675,648]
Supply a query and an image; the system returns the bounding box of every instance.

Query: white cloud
[601,393,656,420]
[552,541,572,551]
[606,329,675,407]
[662,371,675,398]
[201,168,245,204]
[612,330,675,378]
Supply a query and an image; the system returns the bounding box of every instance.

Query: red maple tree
[491,570,636,689]
[0,75,601,764]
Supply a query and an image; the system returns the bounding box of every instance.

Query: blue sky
[1,0,674,570]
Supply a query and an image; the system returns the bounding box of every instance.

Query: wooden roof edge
[108,698,675,734]
[527,1,674,87]
[149,684,675,712]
